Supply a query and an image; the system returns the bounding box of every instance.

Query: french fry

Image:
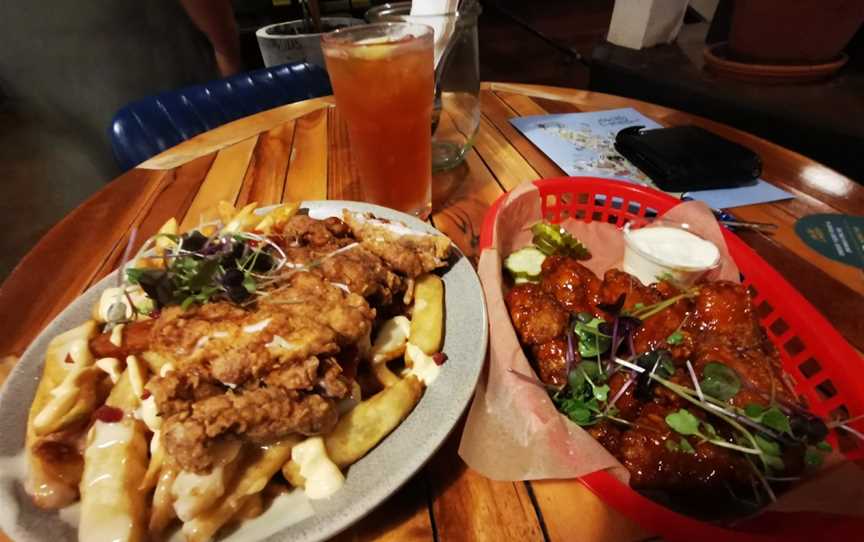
[370,316,411,363]
[281,459,304,489]
[78,369,148,542]
[182,439,298,542]
[222,202,262,233]
[255,202,300,234]
[172,440,242,522]
[409,274,444,355]
[32,366,106,436]
[217,201,236,225]
[325,375,423,468]
[149,466,178,538]
[139,431,164,492]
[371,361,401,389]
[25,321,99,508]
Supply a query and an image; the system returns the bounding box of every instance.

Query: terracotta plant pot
[729,0,864,64]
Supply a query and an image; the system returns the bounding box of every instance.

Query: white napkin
[408,0,460,68]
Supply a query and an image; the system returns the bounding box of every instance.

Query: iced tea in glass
[322,23,434,218]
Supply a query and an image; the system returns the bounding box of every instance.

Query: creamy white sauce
[266,335,303,356]
[109,324,124,347]
[351,213,432,238]
[291,437,344,499]
[243,318,271,334]
[336,381,363,415]
[626,226,719,268]
[66,336,94,368]
[95,357,121,384]
[172,466,228,522]
[330,282,350,293]
[405,343,440,385]
[370,316,411,363]
[193,335,210,351]
[136,395,161,432]
[96,286,151,323]
[212,331,229,339]
[89,421,134,453]
[58,501,81,529]
[159,363,175,377]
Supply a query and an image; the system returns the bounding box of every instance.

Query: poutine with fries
[23,201,453,541]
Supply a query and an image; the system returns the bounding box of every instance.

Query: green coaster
[795,214,864,269]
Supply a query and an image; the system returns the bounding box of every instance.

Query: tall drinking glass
[322,23,434,218]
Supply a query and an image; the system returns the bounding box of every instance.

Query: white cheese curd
[404,343,440,385]
[172,466,228,522]
[623,225,720,286]
[159,363,175,377]
[291,437,344,499]
[95,357,122,384]
[137,395,161,432]
[109,323,124,347]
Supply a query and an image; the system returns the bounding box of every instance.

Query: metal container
[367,1,481,171]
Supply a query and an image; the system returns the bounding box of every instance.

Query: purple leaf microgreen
[828,412,864,427]
[117,227,139,287]
[686,360,705,403]
[838,424,864,442]
[747,456,777,503]
[604,375,635,414]
[613,357,645,373]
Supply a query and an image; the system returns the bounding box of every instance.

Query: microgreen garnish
[699,362,742,401]
[666,330,684,345]
[126,229,282,310]
[573,314,610,358]
[744,404,792,435]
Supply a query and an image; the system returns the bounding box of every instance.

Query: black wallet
[614,125,761,192]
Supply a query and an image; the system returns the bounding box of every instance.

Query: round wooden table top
[1,82,862,542]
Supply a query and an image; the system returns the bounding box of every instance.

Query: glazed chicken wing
[505,283,568,346]
[540,256,602,315]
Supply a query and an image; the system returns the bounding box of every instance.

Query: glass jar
[366,1,481,172]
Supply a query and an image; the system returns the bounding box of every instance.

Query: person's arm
[180,0,243,76]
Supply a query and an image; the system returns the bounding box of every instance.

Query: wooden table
[1,82,862,542]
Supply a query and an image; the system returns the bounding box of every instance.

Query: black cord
[483,0,589,66]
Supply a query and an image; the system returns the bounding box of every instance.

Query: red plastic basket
[479,177,864,542]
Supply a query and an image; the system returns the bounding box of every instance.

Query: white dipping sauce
[627,227,719,268]
[623,226,720,286]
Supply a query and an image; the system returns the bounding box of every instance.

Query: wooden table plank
[331,477,434,542]
[0,167,168,355]
[236,121,296,207]
[471,114,541,191]
[427,432,546,542]
[179,135,258,230]
[480,89,565,180]
[531,481,650,542]
[284,108,329,202]
[327,107,364,201]
[138,97,333,170]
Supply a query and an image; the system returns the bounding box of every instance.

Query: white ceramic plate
[0,200,488,542]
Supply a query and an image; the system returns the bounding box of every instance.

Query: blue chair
[110,61,332,170]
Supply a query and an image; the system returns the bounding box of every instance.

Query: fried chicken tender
[342,210,451,277]
[148,272,375,473]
